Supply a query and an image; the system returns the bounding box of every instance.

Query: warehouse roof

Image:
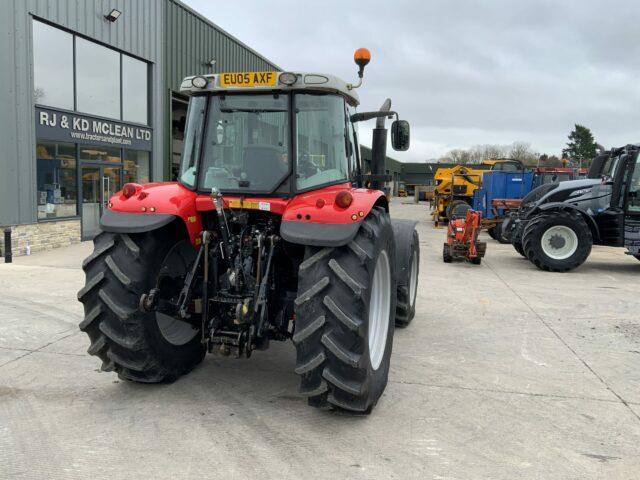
[172,1,282,70]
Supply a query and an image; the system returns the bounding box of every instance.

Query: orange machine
[443,205,487,265]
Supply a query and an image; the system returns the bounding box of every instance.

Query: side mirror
[391,120,410,151]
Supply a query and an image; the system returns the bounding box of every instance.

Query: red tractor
[443,204,486,264]
[78,49,420,413]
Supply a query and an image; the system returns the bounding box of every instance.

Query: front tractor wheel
[522,211,592,272]
[78,228,205,383]
[293,207,396,413]
[394,224,420,328]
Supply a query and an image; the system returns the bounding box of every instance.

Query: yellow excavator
[432,159,523,225]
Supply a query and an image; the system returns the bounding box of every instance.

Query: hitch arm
[176,232,208,318]
[255,236,277,337]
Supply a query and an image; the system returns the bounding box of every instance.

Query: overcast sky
[184,0,640,162]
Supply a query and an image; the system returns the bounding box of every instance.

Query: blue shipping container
[472,171,534,219]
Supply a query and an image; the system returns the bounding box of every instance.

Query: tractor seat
[243,145,288,186]
[451,203,471,220]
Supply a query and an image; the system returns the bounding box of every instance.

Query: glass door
[81,167,101,239]
[81,165,122,240]
[103,166,121,207]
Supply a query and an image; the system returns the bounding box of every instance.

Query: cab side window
[345,106,361,184]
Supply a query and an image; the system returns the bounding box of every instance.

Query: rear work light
[335,191,353,209]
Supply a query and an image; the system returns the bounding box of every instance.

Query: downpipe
[3,227,12,263]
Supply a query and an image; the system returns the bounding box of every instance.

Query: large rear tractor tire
[78,227,205,383]
[393,224,420,328]
[522,211,592,272]
[293,207,396,413]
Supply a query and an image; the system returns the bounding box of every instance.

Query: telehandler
[433,159,523,225]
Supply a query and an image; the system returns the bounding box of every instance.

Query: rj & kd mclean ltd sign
[35,106,152,151]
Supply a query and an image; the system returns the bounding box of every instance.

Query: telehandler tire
[293,207,396,413]
[78,227,205,383]
[522,211,592,272]
[393,225,419,328]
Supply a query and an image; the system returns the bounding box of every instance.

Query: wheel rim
[368,250,391,371]
[408,253,418,307]
[155,240,199,346]
[540,225,578,260]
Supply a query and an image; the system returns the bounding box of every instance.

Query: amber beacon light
[348,48,371,90]
[354,48,371,75]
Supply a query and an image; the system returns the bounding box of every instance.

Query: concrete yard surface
[1,198,639,480]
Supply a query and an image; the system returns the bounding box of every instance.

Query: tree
[509,141,538,167]
[548,155,562,167]
[562,124,597,167]
[468,144,508,164]
[445,149,472,165]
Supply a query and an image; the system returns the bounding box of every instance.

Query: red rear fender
[280,184,388,247]
[106,182,202,245]
[282,184,387,224]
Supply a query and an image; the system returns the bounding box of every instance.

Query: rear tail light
[335,191,353,208]
[122,183,139,199]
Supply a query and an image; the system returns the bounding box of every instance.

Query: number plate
[219,71,277,88]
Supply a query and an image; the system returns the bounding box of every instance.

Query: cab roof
[482,159,520,166]
[179,71,360,106]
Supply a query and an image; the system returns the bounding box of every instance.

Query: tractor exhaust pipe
[370,99,391,191]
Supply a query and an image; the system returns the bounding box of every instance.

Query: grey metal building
[0,0,278,255]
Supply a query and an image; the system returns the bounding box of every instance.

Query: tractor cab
[176,67,409,198]
[482,159,524,172]
[595,146,640,251]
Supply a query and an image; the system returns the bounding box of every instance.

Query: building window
[124,150,150,184]
[122,55,148,124]
[76,37,121,119]
[36,141,77,219]
[32,20,149,124]
[79,145,122,163]
[32,21,74,109]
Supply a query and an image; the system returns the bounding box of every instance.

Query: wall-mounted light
[104,9,122,22]
[203,58,216,68]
